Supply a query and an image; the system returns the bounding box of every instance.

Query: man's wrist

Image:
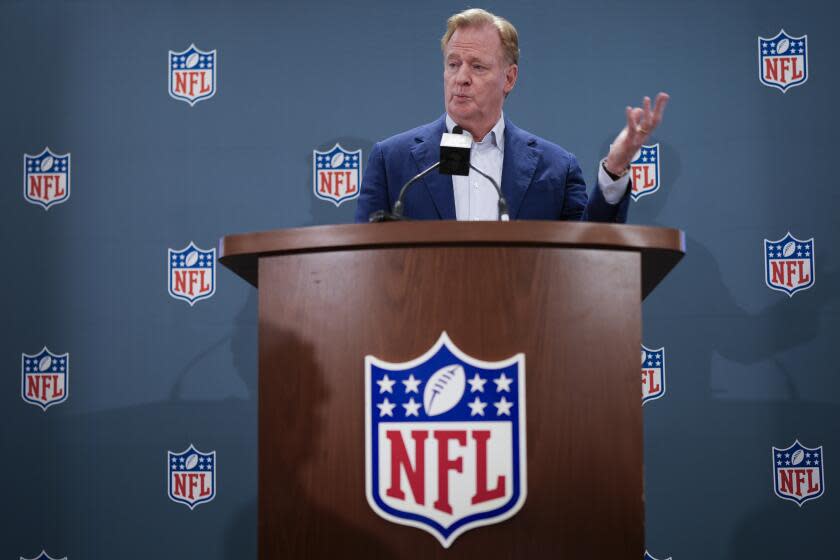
[602,158,630,180]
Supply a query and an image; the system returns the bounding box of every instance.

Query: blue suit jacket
[354,115,630,223]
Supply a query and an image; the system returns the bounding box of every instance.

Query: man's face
[443,24,517,138]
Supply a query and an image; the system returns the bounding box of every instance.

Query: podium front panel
[258,245,642,558]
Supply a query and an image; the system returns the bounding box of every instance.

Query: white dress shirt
[445,113,630,221]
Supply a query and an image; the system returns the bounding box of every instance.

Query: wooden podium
[219,221,684,559]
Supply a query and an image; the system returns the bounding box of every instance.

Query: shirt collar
[445,113,505,153]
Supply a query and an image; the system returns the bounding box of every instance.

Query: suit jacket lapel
[501,119,539,220]
[410,116,456,220]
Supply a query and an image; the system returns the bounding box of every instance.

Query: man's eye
[473,65,485,70]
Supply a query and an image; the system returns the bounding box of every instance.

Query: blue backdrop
[2,0,837,558]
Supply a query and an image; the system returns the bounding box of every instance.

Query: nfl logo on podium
[21,348,69,411]
[365,332,526,548]
[24,148,70,210]
[168,242,216,305]
[20,551,66,560]
[630,144,659,201]
[764,232,814,297]
[641,345,665,405]
[169,44,216,106]
[313,144,362,206]
[772,440,824,506]
[168,444,216,509]
[758,30,807,92]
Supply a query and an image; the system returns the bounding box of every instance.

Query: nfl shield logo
[644,552,672,560]
[169,44,216,105]
[630,144,659,201]
[313,143,362,206]
[21,348,69,411]
[365,332,526,548]
[24,148,70,210]
[20,552,67,560]
[759,30,807,92]
[168,242,216,305]
[764,232,814,297]
[641,345,665,405]
[168,444,216,509]
[772,440,824,506]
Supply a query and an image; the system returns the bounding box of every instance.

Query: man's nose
[455,65,471,85]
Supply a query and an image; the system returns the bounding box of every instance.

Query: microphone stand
[368,161,441,222]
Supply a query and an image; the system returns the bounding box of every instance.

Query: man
[354,8,669,223]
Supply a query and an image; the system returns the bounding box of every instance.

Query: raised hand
[605,92,670,175]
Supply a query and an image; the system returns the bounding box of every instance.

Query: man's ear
[504,64,518,95]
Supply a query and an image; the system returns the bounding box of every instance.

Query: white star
[402,397,421,416]
[402,374,421,393]
[494,396,513,416]
[377,398,395,417]
[468,397,487,416]
[467,373,487,392]
[493,373,513,392]
[376,374,395,393]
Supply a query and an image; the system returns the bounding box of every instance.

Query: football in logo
[169,44,217,106]
[365,332,526,548]
[24,148,70,210]
[21,348,69,411]
[764,232,815,297]
[423,364,466,416]
[759,30,807,92]
[313,143,362,207]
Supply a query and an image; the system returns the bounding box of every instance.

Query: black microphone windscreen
[453,125,464,135]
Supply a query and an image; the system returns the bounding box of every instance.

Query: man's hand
[605,92,670,176]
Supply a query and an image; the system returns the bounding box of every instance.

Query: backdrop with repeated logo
[1,0,837,558]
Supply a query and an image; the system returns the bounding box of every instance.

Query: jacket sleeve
[354,142,391,223]
[582,160,631,223]
[556,154,587,221]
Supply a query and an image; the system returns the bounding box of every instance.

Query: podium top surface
[219,221,685,298]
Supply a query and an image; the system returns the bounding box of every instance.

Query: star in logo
[493,373,513,392]
[402,374,421,393]
[468,373,487,392]
[377,374,396,393]
[377,398,395,417]
[467,397,487,416]
[494,396,513,416]
[402,397,421,417]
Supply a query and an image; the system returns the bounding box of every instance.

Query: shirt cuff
[597,159,631,205]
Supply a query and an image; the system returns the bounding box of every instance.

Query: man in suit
[354,8,668,223]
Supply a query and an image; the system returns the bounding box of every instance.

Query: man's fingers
[632,107,644,128]
[652,92,670,125]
